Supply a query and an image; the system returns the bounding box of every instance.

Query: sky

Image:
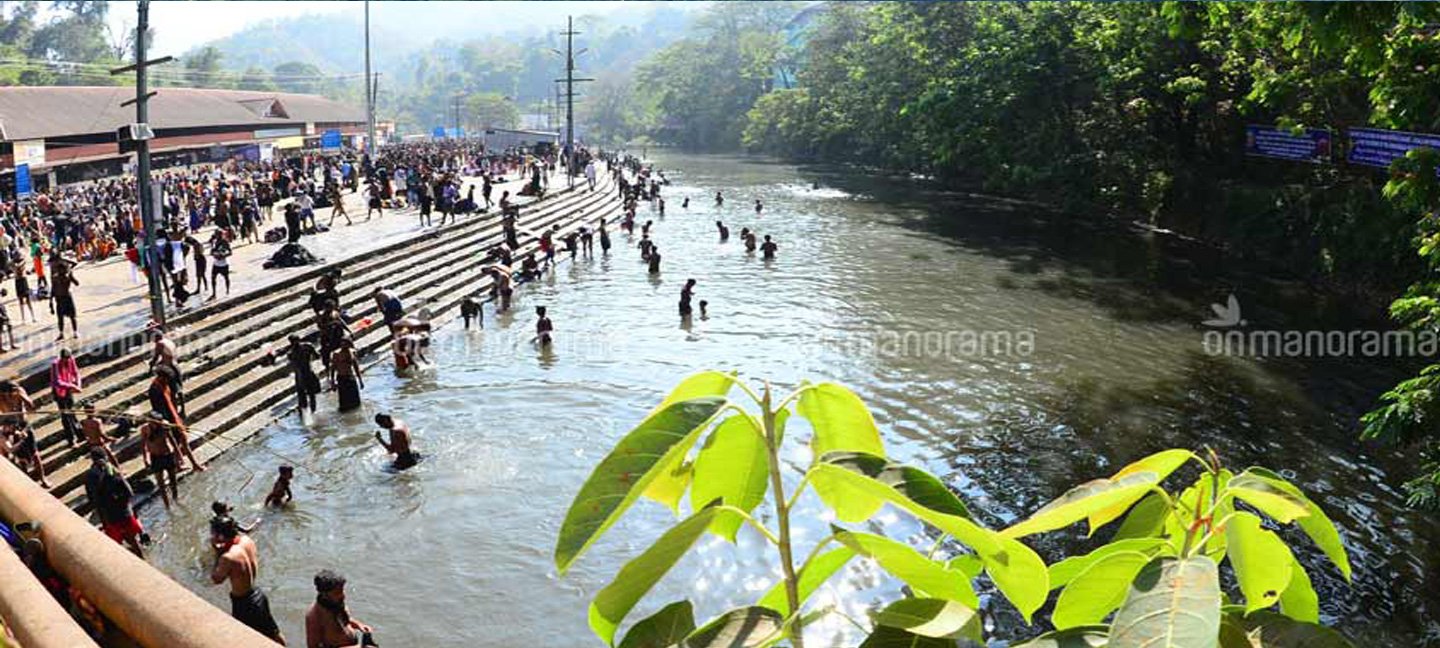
[114,1,665,58]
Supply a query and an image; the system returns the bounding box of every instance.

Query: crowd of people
[0,141,790,646]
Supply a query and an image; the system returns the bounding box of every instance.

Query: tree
[184,45,226,88]
[238,66,276,92]
[272,60,324,94]
[465,92,519,130]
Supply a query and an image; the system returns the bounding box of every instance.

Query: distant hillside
[194,13,420,75]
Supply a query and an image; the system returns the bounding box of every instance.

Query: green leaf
[642,373,740,513]
[589,505,722,645]
[796,382,885,460]
[1277,556,1318,624]
[619,601,697,648]
[835,530,978,608]
[684,607,784,648]
[1226,512,1293,614]
[858,626,959,648]
[1109,556,1222,648]
[813,452,972,524]
[691,414,770,542]
[946,554,983,580]
[1002,472,1160,538]
[757,546,856,616]
[1089,449,1198,530]
[809,460,997,553]
[808,461,1048,621]
[1242,468,1352,581]
[1225,473,1310,525]
[1053,550,1152,629]
[1049,538,1167,589]
[874,598,981,642]
[1230,611,1356,647]
[1011,626,1110,648]
[1112,492,1171,540]
[556,396,728,574]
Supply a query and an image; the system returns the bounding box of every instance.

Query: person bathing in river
[306,570,376,648]
[699,300,709,320]
[535,306,554,347]
[682,196,690,210]
[284,334,321,419]
[680,279,696,318]
[371,288,405,332]
[638,234,654,262]
[210,515,286,645]
[715,191,724,207]
[330,338,364,412]
[648,246,662,275]
[761,235,778,260]
[716,221,729,242]
[391,322,430,372]
[374,413,419,470]
[460,297,482,330]
[755,199,763,215]
[743,229,758,254]
[598,218,611,253]
[141,411,180,508]
[264,465,294,508]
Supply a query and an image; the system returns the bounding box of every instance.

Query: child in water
[535,306,554,347]
[264,466,294,508]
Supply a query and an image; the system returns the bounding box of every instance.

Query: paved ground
[2,171,564,377]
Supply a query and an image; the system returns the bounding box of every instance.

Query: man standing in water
[761,235,778,260]
[535,306,554,347]
[716,221,729,242]
[755,199,763,215]
[374,413,418,469]
[680,279,696,318]
[210,515,286,645]
[306,570,375,648]
[715,191,724,207]
[141,412,180,508]
[85,448,144,557]
[285,334,321,419]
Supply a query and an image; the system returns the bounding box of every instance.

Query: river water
[141,153,1438,646]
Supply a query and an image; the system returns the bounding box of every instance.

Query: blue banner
[432,126,446,139]
[1244,125,1332,163]
[1348,127,1440,170]
[321,129,342,150]
[15,163,31,198]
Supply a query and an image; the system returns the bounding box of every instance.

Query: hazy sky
[118,1,659,58]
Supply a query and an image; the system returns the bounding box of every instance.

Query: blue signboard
[321,129,342,150]
[1244,125,1332,163]
[446,127,465,139]
[15,163,31,198]
[1348,127,1440,170]
[432,126,446,139]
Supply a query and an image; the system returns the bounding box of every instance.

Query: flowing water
[141,153,1438,646]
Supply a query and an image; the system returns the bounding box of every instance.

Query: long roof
[0,86,366,141]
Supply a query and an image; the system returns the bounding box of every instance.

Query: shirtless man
[680,279,696,318]
[638,235,655,262]
[81,404,119,467]
[141,412,180,508]
[374,413,419,470]
[210,515,285,642]
[150,328,185,415]
[534,306,554,348]
[0,380,45,487]
[211,515,286,644]
[716,221,729,242]
[761,235,778,260]
[755,199,763,215]
[306,570,375,648]
[486,266,513,313]
[715,191,724,207]
[150,367,204,472]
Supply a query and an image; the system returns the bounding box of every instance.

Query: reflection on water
[142,154,1438,646]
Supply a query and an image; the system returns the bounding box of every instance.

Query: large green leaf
[556,396,728,573]
[1224,473,1310,525]
[757,546,856,616]
[835,530,979,608]
[874,598,981,642]
[1225,512,1293,614]
[691,414,770,541]
[1230,612,1356,647]
[1242,468,1352,581]
[812,452,973,524]
[1048,538,1167,589]
[641,373,739,512]
[807,461,1049,620]
[619,601,697,648]
[589,505,722,645]
[1002,472,1160,538]
[1011,626,1110,648]
[796,382,885,460]
[1112,492,1171,541]
[1089,449,1198,530]
[1053,550,1152,629]
[858,626,959,648]
[1276,556,1318,624]
[684,607,784,648]
[808,460,996,553]
[1109,556,1222,648]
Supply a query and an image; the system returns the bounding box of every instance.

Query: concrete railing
[0,460,273,647]
[0,538,97,648]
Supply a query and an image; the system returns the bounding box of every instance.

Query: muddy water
[140,154,1438,646]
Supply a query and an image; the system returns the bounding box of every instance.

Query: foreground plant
[555,372,1355,647]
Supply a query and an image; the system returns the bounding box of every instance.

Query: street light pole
[123,0,168,328]
[364,0,376,156]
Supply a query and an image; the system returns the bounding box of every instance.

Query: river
[140,153,1438,646]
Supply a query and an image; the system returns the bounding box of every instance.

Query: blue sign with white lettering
[15,163,31,198]
[432,126,446,139]
[1348,127,1440,170]
[321,129,342,150]
[1244,125,1332,163]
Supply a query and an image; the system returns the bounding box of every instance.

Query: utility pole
[555,16,593,188]
[453,94,463,137]
[364,0,376,156]
[112,0,172,328]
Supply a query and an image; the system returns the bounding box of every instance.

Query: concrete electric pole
[365,0,376,155]
[556,16,592,188]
